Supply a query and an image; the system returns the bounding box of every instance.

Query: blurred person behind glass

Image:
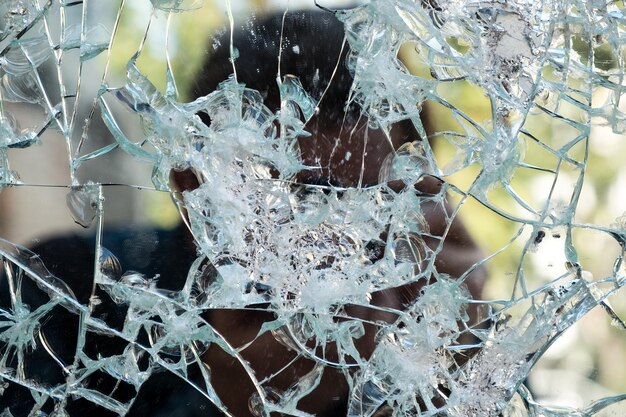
[0,8,486,417]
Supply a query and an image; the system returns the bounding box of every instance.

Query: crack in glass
[1,0,626,416]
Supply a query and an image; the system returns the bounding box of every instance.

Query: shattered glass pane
[1,0,626,416]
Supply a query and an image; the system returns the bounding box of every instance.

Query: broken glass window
[1,0,626,416]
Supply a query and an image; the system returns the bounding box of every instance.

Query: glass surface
[1,1,626,416]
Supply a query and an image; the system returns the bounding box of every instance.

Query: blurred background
[0,0,625,412]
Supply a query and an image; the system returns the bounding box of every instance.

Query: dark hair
[192,10,357,134]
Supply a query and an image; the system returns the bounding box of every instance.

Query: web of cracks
[1,0,626,416]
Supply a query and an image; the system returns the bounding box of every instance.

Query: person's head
[176,8,485,417]
[189,9,418,188]
[176,10,416,417]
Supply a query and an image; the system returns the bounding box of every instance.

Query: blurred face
[168,13,484,416]
[169,118,407,415]
[168,115,485,416]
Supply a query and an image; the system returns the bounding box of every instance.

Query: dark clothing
[0,225,223,417]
